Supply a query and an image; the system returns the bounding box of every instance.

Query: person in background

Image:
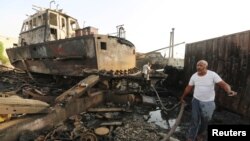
[180,60,237,141]
[142,62,151,86]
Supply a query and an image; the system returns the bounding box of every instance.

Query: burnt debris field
[0,65,249,141]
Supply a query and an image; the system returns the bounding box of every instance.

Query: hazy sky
[1,0,250,58]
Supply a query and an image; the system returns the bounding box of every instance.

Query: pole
[139,42,185,56]
[171,28,175,58]
[169,31,172,58]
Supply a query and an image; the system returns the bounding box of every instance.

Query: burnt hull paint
[6,35,136,76]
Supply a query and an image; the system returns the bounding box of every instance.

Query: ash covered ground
[1,65,249,141]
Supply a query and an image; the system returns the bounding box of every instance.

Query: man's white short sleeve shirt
[189,70,222,101]
[142,64,150,74]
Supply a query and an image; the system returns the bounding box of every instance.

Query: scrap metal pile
[0,65,185,141]
[1,65,249,141]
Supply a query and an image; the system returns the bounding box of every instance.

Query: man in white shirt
[142,62,151,80]
[142,62,151,87]
[180,60,237,141]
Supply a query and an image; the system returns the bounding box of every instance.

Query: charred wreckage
[0,6,184,141]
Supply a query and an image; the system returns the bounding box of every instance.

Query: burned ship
[6,7,136,76]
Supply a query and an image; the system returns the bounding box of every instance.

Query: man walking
[180,60,237,141]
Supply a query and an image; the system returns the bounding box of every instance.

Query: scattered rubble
[1,65,250,141]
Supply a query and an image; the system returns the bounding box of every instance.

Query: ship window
[37,15,43,26]
[49,13,57,26]
[42,14,46,25]
[29,20,32,30]
[100,42,107,50]
[22,22,29,32]
[33,18,37,28]
[50,28,57,40]
[133,49,135,54]
[61,18,65,28]
[70,20,77,30]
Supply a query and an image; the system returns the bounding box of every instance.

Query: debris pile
[1,65,250,141]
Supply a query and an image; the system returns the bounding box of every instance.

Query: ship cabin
[7,8,136,76]
[19,8,79,46]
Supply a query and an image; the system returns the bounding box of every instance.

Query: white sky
[1,0,250,58]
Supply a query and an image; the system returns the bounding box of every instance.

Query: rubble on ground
[1,65,250,141]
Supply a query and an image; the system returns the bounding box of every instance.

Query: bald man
[181,60,237,141]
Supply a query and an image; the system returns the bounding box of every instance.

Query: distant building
[167,58,184,68]
[136,52,184,69]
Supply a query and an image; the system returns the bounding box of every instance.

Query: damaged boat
[6,7,136,76]
[0,6,186,141]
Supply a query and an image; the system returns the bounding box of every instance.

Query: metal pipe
[169,31,172,58]
[50,0,55,9]
[161,102,185,141]
[56,4,59,10]
[171,28,175,58]
[137,42,185,57]
[151,85,181,113]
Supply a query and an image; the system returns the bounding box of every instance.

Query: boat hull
[6,35,136,76]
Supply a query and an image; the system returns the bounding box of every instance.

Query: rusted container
[184,30,250,117]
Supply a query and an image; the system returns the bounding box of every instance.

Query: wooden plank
[100,121,123,126]
[211,38,218,70]
[56,75,99,103]
[232,32,248,114]
[0,95,49,114]
[0,93,105,141]
[222,34,236,109]
[216,36,228,105]
[206,39,213,69]
[0,96,49,106]
[87,107,126,112]
[22,89,55,103]
[247,30,250,117]
[0,105,48,114]
[229,33,242,112]
[238,31,250,115]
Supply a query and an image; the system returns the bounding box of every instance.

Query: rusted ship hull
[6,35,136,76]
